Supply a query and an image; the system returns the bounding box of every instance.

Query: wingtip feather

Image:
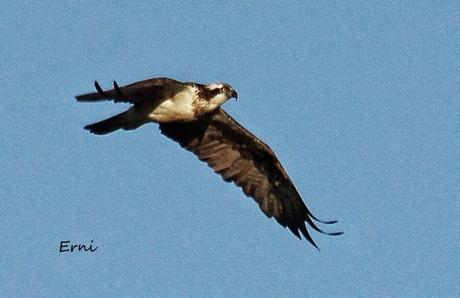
[299,224,320,251]
[305,216,344,236]
[309,213,339,225]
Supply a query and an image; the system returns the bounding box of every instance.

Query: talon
[94,81,107,97]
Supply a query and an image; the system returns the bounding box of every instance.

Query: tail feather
[84,112,130,135]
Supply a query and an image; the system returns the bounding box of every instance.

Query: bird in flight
[76,77,342,249]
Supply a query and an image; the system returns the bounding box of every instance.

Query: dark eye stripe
[199,87,222,101]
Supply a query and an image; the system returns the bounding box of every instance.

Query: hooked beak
[231,90,239,101]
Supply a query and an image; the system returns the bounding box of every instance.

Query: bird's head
[203,83,238,111]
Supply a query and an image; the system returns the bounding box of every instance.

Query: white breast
[147,86,196,122]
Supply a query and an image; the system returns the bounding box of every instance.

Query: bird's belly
[146,88,196,122]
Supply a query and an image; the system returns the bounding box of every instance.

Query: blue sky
[1,1,459,297]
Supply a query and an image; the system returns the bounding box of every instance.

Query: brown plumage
[76,77,181,103]
[76,77,342,249]
[159,108,342,249]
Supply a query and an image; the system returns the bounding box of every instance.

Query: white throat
[147,85,197,122]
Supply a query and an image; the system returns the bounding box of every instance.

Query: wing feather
[159,108,342,248]
[75,77,181,104]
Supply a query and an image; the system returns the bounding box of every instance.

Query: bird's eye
[221,87,228,93]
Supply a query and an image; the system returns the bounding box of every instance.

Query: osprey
[76,77,342,249]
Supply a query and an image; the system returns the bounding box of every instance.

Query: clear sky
[1,1,459,297]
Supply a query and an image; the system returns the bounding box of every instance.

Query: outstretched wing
[159,108,342,248]
[75,77,181,104]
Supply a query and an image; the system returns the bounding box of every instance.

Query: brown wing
[159,108,342,248]
[75,77,181,104]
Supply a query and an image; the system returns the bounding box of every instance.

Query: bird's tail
[84,111,133,135]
